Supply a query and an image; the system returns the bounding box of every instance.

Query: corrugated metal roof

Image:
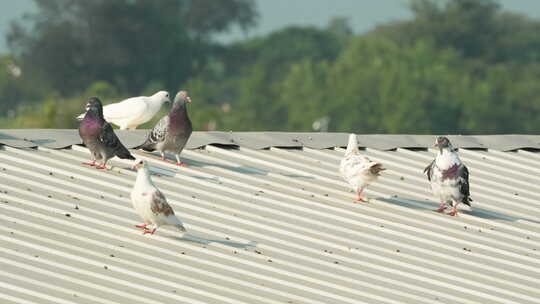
[0,130,539,304]
[2,129,540,150]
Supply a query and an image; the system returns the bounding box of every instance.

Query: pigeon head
[434,136,453,150]
[131,159,147,170]
[173,91,192,106]
[158,91,171,104]
[85,97,104,117]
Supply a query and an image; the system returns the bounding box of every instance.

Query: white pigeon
[130,159,186,235]
[76,91,171,130]
[424,136,472,216]
[339,134,385,202]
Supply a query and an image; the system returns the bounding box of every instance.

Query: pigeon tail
[462,196,473,206]
[137,141,156,152]
[369,163,386,175]
[345,134,360,156]
[116,147,135,160]
[176,224,186,232]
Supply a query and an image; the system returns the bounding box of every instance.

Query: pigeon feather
[76,91,170,130]
[339,134,385,201]
[425,136,472,216]
[78,97,135,169]
[138,91,192,166]
[131,159,186,234]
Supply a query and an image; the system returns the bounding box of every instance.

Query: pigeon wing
[139,115,169,151]
[150,190,175,217]
[102,97,148,121]
[423,159,435,182]
[458,164,472,205]
[100,121,135,159]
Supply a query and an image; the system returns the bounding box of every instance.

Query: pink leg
[435,202,447,213]
[135,224,147,229]
[448,207,458,216]
[175,155,188,167]
[143,227,157,235]
[83,161,96,166]
[95,163,109,170]
[160,156,174,164]
[353,189,367,202]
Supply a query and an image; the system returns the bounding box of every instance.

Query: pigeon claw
[448,208,458,216]
[143,228,157,235]
[435,205,447,213]
[352,196,368,202]
[83,162,96,167]
[95,165,109,170]
[135,224,147,229]
[176,162,189,167]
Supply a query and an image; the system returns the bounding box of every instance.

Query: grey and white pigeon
[78,97,135,169]
[131,159,186,235]
[76,91,171,130]
[339,134,385,201]
[138,91,192,167]
[424,136,472,216]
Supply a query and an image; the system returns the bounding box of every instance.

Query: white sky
[1,0,540,52]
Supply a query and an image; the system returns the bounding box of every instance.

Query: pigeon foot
[160,157,175,164]
[143,228,157,235]
[352,196,368,202]
[83,162,96,167]
[448,208,458,216]
[435,205,447,213]
[95,165,109,170]
[176,162,189,167]
[135,224,147,229]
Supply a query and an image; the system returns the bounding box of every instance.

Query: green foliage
[2,0,540,134]
[7,0,257,95]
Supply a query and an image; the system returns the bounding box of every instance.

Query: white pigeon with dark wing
[138,91,192,166]
[340,134,385,201]
[76,91,171,130]
[424,136,472,216]
[131,159,186,235]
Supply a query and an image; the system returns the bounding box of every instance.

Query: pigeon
[424,136,472,216]
[138,91,192,167]
[78,96,135,169]
[339,134,385,202]
[131,159,186,235]
[76,91,171,130]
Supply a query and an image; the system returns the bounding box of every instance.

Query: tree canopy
[1,0,540,134]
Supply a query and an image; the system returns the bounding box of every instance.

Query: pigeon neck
[170,102,188,118]
[85,108,104,121]
[135,167,154,187]
[345,135,360,156]
[438,147,454,155]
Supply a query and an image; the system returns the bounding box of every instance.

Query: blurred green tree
[7,0,258,95]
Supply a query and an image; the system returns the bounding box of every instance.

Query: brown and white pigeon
[78,97,135,169]
[424,136,472,216]
[131,159,186,235]
[76,91,171,130]
[138,91,192,167]
[339,134,385,202]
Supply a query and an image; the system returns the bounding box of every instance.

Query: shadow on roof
[179,234,258,249]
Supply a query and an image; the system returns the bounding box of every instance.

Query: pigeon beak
[165,98,171,104]
[85,103,90,111]
[186,96,192,103]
